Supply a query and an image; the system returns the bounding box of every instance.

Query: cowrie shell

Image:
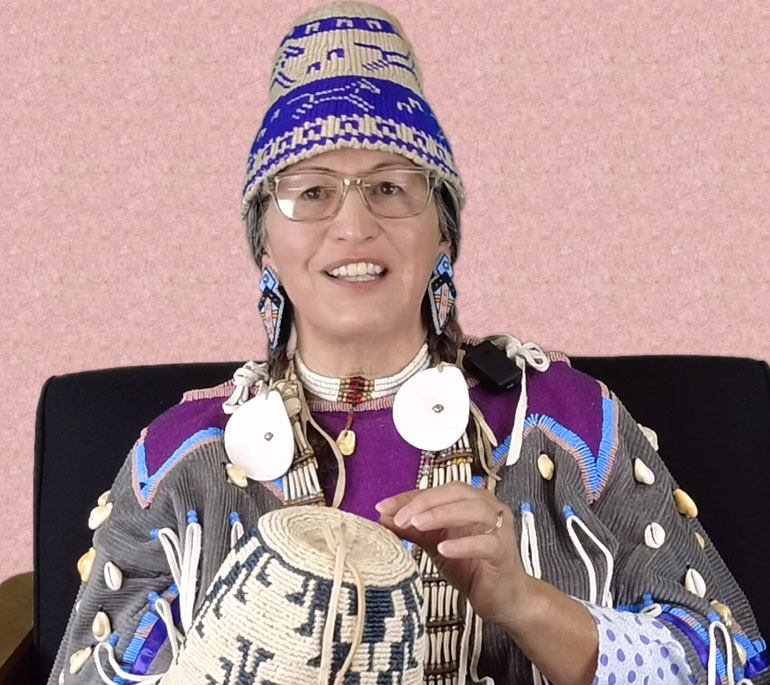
[537,454,555,480]
[393,365,470,451]
[104,561,123,591]
[641,602,663,617]
[58,670,65,685]
[674,489,698,518]
[638,423,659,451]
[69,646,92,674]
[644,522,666,549]
[710,600,733,627]
[695,532,706,549]
[92,610,112,642]
[633,458,655,485]
[88,502,113,530]
[97,489,111,506]
[77,547,96,583]
[224,390,294,481]
[684,568,707,597]
[226,463,248,488]
[75,599,81,613]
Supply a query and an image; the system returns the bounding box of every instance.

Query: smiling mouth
[324,262,388,283]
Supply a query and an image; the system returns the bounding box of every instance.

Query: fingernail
[410,513,426,529]
[393,511,410,528]
[375,497,396,514]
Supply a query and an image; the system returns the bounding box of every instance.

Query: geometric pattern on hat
[240,1,466,219]
[162,507,426,684]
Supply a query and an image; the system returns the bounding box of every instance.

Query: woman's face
[261,148,449,346]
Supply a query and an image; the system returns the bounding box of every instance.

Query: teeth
[338,274,378,282]
[329,262,384,279]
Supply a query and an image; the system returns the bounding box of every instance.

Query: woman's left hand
[376,481,533,626]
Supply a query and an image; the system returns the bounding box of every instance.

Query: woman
[49,2,768,684]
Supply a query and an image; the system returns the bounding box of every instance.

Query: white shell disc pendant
[224,390,294,482]
[393,365,470,451]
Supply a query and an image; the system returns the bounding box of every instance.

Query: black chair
[2,355,769,684]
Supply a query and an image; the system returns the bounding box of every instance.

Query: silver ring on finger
[482,509,504,535]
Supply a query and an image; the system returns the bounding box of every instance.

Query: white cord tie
[563,507,614,608]
[469,611,495,684]
[641,602,663,618]
[708,620,741,685]
[94,641,165,684]
[222,361,270,414]
[492,336,550,466]
[150,593,181,659]
[519,504,543,580]
[150,510,202,634]
[318,524,366,685]
[518,504,550,685]
[708,617,755,685]
[96,515,204,682]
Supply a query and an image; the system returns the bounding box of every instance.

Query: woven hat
[240,1,466,222]
[163,507,426,684]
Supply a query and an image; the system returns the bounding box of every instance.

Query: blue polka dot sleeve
[580,600,697,684]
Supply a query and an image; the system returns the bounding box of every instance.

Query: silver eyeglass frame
[265,167,437,222]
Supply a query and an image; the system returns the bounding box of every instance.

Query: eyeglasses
[266,167,436,222]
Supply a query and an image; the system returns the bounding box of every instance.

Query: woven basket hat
[162,506,426,684]
[240,1,466,222]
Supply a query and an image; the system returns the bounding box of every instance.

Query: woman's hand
[376,481,534,626]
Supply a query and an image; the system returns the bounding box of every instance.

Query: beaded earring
[427,253,456,336]
[259,265,292,349]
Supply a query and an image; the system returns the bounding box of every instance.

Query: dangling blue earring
[259,265,292,349]
[427,254,456,336]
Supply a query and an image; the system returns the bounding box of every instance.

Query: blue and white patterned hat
[163,507,426,684]
[240,1,466,220]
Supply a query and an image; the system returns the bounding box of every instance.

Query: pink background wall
[1,1,768,585]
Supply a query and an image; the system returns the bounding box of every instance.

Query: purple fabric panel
[527,361,605,456]
[468,360,604,456]
[130,597,180,676]
[131,619,169,676]
[310,360,604,519]
[312,409,421,521]
[746,650,769,679]
[311,388,518,520]
[143,398,229,477]
[468,385,517,448]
